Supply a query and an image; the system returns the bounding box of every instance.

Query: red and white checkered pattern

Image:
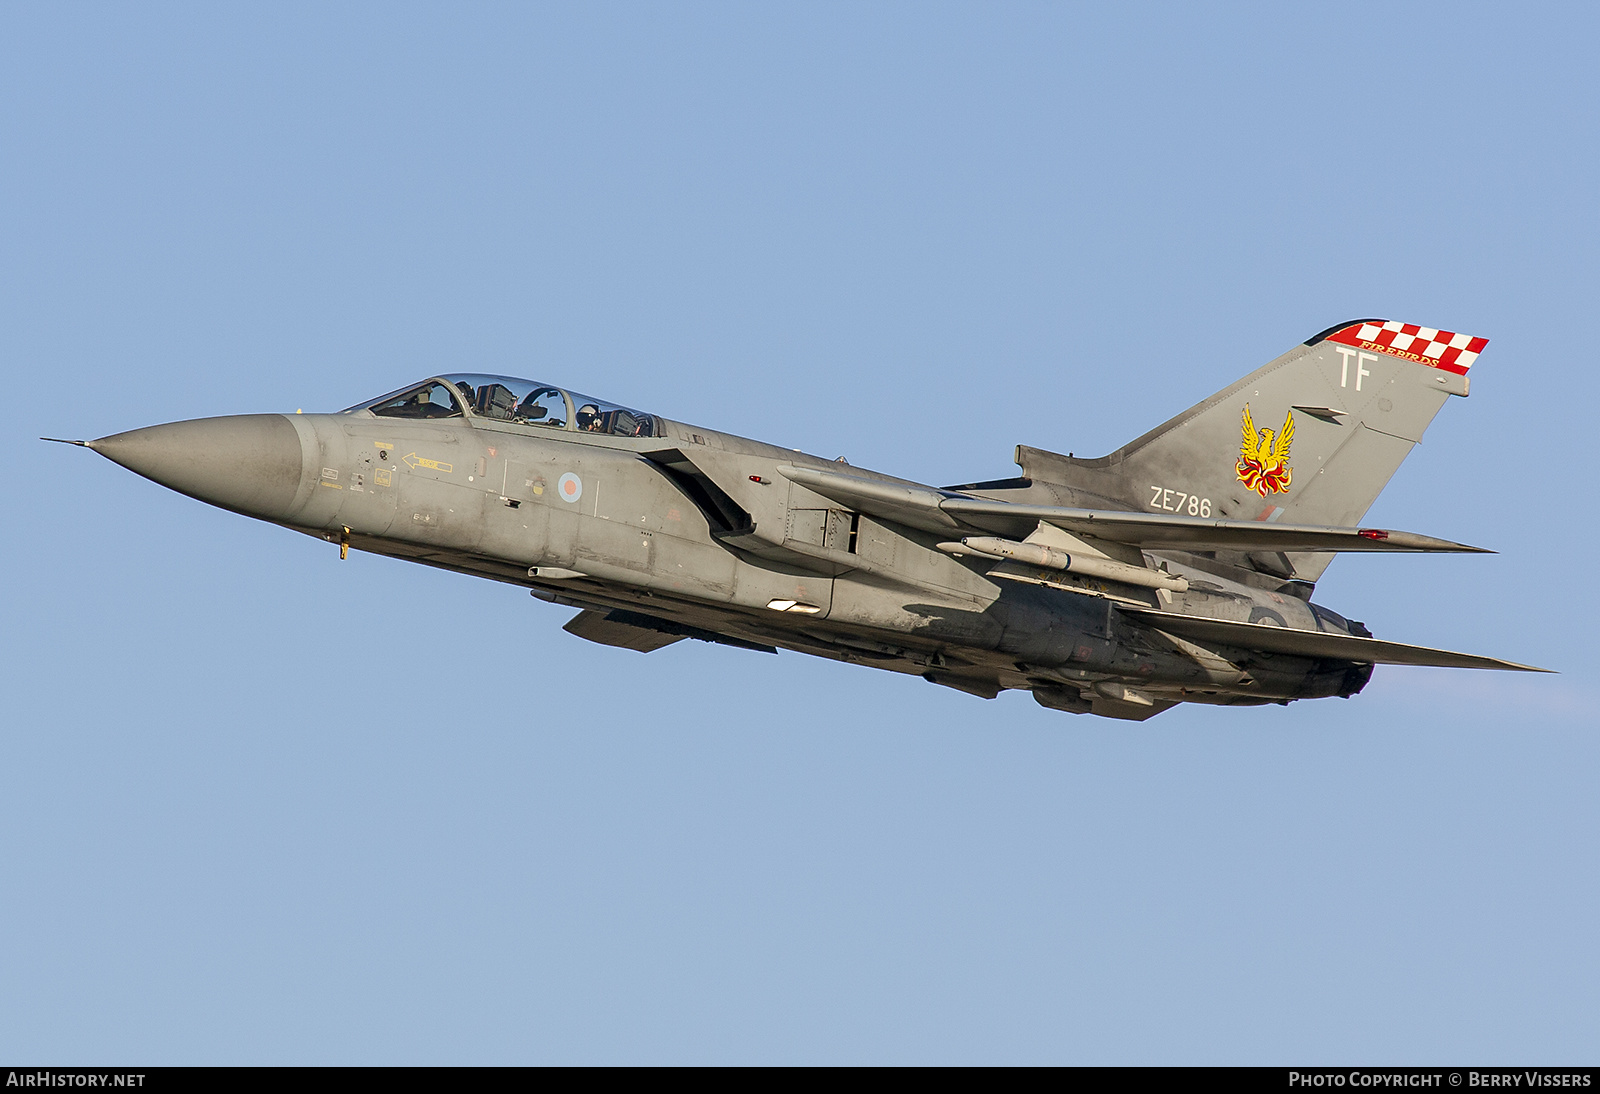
[1325,320,1487,375]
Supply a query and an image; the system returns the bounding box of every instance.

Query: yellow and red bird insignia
[1235,404,1294,497]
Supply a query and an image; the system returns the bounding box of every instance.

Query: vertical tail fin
[1023,320,1485,582]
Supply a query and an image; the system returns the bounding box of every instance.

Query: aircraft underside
[324,528,1378,722]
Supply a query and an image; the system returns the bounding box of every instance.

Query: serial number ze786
[1149,486,1212,518]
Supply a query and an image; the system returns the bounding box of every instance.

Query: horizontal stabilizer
[778,464,1486,556]
[1120,606,1549,672]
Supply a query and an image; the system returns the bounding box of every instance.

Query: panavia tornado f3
[53,318,1548,721]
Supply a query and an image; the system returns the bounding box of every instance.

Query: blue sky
[2,2,1595,1063]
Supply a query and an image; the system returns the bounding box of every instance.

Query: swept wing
[777,465,1487,556]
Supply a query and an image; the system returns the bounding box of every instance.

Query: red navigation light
[1357,528,1389,540]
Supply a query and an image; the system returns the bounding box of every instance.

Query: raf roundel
[557,472,583,503]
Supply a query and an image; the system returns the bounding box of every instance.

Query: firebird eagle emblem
[1236,404,1294,497]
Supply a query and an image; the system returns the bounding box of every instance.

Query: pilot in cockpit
[577,404,603,432]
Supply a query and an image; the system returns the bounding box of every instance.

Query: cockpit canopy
[344,373,660,438]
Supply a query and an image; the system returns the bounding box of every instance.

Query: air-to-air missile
[51,319,1546,720]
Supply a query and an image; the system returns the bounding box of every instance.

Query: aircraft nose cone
[91,414,306,520]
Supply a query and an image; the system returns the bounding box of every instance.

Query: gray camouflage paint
[73,320,1545,722]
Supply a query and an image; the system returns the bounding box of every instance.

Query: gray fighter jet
[52,318,1547,720]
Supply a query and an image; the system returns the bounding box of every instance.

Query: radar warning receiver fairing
[54,321,1547,721]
